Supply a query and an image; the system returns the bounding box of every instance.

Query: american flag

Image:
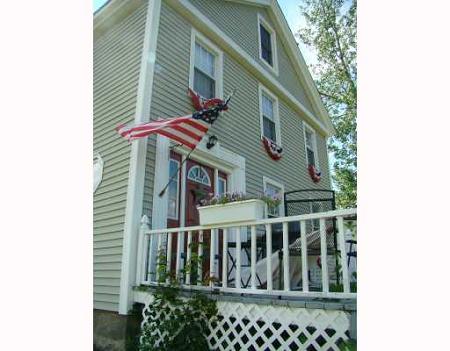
[116,115,210,149]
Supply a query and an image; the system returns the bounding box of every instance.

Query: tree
[297,0,357,208]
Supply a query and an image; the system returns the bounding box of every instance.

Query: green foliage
[339,338,357,350]
[138,246,218,351]
[298,0,357,208]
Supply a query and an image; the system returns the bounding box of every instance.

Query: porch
[134,208,357,350]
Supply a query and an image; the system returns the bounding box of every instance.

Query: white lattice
[138,292,350,350]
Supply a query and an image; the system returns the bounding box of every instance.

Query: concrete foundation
[94,306,142,351]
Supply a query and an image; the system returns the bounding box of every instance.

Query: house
[94,1,356,350]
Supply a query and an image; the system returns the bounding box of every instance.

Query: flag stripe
[117,114,209,150]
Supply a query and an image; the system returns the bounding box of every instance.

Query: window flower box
[198,199,266,226]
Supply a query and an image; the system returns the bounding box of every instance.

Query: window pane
[307,148,316,166]
[263,117,277,142]
[194,69,215,99]
[262,94,274,120]
[260,25,272,65]
[265,183,281,217]
[168,159,179,219]
[195,43,215,78]
[218,178,226,195]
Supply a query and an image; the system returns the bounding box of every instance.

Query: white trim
[166,0,330,136]
[167,158,181,220]
[258,83,281,145]
[119,0,162,315]
[257,13,279,75]
[263,176,285,217]
[303,121,320,170]
[225,0,271,6]
[189,28,224,99]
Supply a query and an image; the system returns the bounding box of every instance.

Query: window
[190,29,223,100]
[263,176,284,218]
[187,165,211,186]
[258,14,278,74]
[303,122,319,168]
[167,158,180,220]
[259,85,281,144]
[218,176,227,195]
[260,25,272,65]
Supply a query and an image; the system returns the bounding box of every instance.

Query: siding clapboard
[143,2,331,218]
[188,0,315,114]
[93,1,147,312]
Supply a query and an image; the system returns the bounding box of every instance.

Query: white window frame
[303,121,320,170]
[167,158,180,220]
[189,28,224,99]
[263,176,285,217]
[259,84,281,145]
[257,14,278,75]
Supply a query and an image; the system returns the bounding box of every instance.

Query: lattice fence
[139,292,351,350]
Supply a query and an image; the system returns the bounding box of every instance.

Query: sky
[92,0,317,67]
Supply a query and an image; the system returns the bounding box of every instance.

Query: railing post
[300,220,309,292]
[210,229,217,287]
[136,215,150,285]
[337,216,351,293]
[235,227,242,289]
[250,225,257,290]
[222,228,228,288]
[320,218,329,293]
[175,231,183,282]
[166,232,173,284]
[186,230,193,285]
[282,222,290,291]
[265,224,273,292]
[197,230,203,286]
[156,232,164,283]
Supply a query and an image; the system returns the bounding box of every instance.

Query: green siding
[189,0,315,113]
[143,2,331,215]
[93,1,147,312]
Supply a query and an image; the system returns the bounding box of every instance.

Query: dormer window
[258,14,278,74]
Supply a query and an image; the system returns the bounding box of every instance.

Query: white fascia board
[94,0,144,38]
[118,0,162,315]
[167,0,329,136]
[225,0,271,6]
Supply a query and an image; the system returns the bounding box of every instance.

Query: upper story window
[188,165,211,186]
[258,14,278,74]
[190,29,223,100]
[263,176,284,218]
[259,84,281,144]
[167,158,180,220]
[303,122,319,169]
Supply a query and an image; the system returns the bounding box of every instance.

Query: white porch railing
[136,208,357,300]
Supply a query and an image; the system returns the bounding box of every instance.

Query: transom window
[259,85,280,144]
[167,158,180,220]
[190,30,223,100]
[187,165,211,186]
[304,123,319,168]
